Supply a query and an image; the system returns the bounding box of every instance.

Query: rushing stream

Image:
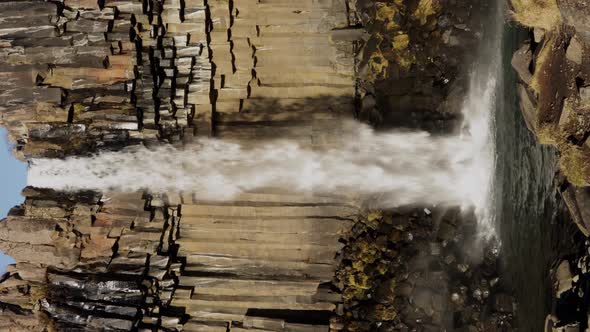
[493,21,580,332]
[461,1,581,329]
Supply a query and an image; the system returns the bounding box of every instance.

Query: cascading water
[29,122,491,210]
[456,0,505,238]
[28,3,503,239]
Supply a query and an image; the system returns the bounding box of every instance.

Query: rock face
[509,1,590,187]
[0,189,173,331]
[0,0,361,160]
[0,0,362,329]
[0,0,505,331]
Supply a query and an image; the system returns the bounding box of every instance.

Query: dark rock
[493,294,515,314]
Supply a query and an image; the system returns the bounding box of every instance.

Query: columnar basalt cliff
[0,0,507,331]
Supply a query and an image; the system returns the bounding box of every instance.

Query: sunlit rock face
[0,0,513,331]
[0,0,360,330]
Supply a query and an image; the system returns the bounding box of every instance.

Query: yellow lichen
[376,3,402,31]
[413,0,441,26]
[348,273,372,290]
[392,34,410,50]
[367,211,383,222]
[560,145,590,186]
[27,283,48,309]
[70,103,86,121]
[510,0,562,31]
[536,124,560,145]
[368,50,389,81]
[395,50,416,70]
[370,304,398,321]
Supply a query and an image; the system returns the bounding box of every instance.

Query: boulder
[559,0,590,44]
[512,43,533,85]
[561,186,590,236]
[555,260,574,298]
[518,83,538,134]
[566,35,583,65]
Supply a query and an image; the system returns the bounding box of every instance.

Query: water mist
[27,6,504,240]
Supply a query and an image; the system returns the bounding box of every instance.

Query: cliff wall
[0,0,504,331]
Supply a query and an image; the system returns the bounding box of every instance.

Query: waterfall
[27,4,505,239]
[457,0,505,238]
[29,121,489,209]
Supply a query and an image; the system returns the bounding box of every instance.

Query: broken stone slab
[534,28,546,43]
[555,260,574,298]
[518,83,538,134]
[28,123,86,140]
[511,43,533,85]
[566,35,583,65]
[559,0,590,44]
[561,186,590,236]
[66,19,110,34]
[0,216,58,245]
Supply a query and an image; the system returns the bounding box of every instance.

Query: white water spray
[29,121,485,209]
[27,6,504,239]
[455,1,505,238]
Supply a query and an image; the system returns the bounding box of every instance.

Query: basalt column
[0,0,361,331]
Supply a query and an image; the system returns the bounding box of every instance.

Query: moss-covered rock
[392,33,410,50]
[367,49,390,82]
[560,145,590,186]
[375,2,404,32]
[412,0,441,26]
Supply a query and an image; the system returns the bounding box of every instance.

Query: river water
[493,22,581,331]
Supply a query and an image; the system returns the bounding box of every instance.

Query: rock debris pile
[333,208,516,331]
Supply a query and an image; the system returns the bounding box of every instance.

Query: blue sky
[0,128,26,273]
